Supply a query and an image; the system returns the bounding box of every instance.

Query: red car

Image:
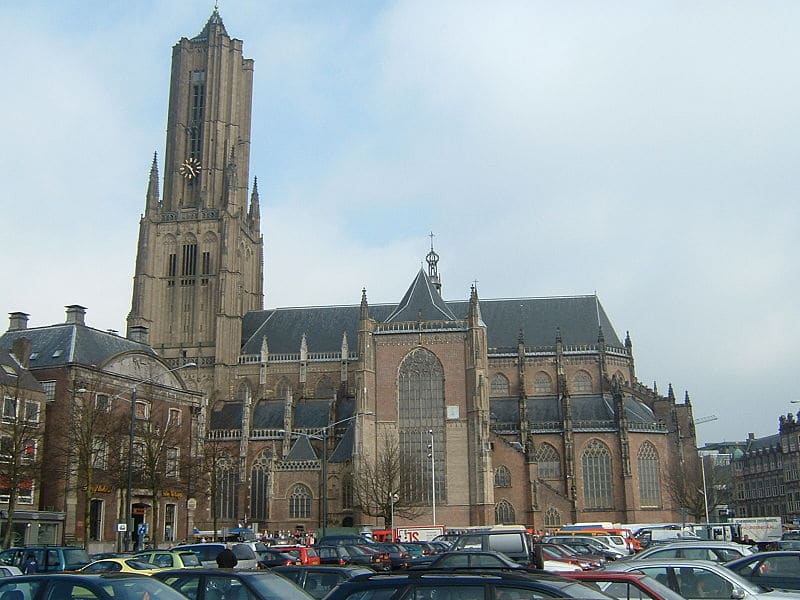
[269,545,321,565]
[563,570,687,600]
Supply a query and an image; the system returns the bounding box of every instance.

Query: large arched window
[289,484,312,519]
[215,456,238,520]
[534,372,553,394]
[572,371,592,393]
[543,507,562,529]
[535,443,561,479]
[250,450,271,521]
[275,378,291,400]
[582,440,612,509]
[495,500,516,524]
[341,474,354,509]
[638,442,661,508]
[494,465,512,488]
[490,374,510,397]
[398,348,446,505]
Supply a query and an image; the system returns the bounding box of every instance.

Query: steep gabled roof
[286,435,318,461]
[0,350,44,394]
[384,269,457,323]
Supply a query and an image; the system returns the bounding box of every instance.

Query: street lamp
[281,411,372,540]
[694,415,718,525]
[123,362,196,552]
[427,429,436,526]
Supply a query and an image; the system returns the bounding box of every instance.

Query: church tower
[128,9,263,374]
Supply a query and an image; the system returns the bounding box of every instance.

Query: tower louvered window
[189,71,205,160]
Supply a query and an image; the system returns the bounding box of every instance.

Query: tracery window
[534,372,553,394]
[582,440,612,509]
[275,378,291,401]
[495,499,515,524]
[638,442,661,508]
[572,370,592,393]
[289,484,312,519]
[490,374,510,397]
[215,457,238,520]
[544,507,562,529]
[398,348,446,505]
[250,450,271,520]
[535,443,561,479]
[494,465,512,488]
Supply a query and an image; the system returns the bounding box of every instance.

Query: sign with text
[395,526,444,542]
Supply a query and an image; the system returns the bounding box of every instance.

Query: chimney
[8,312,29,331]
[127,325,150,345]
[65,305,87,326]
[748,432,755,440]
[11,338,32,369]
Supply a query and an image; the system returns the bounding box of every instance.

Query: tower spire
[249,176,260,227]
[426,232,441,293]
[146,152,160,211]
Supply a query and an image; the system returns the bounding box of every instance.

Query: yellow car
[80,557,163,575]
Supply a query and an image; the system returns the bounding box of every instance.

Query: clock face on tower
[179,157,202,179]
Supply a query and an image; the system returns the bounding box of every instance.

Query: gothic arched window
[250,450,271,521]
[315,377,335,399]
[582,440,612,509]
[544,507,562,529]
[638,442,661,508]
[289,484,312,519]
[535,443,562,479]
[215,456,238,520]
[572,370,592,393]
[398,348,446,505]
[495,499,515,524]
[534,372,553,394]
[236,381,251,403]
[275,378,291,401]
[494,465,512,488]
[342,474,354,509]
[490,374,510,397]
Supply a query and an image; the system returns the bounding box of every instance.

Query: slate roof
[241,271,621,355]
[491,394,658,428]
[286,436,318,461]
[0,324,155,369]
[0,350,45,394]
[210,399,335,431]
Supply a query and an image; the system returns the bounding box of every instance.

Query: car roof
[609,558,726,568]
[725,551,800,564]
[347,570,576,586]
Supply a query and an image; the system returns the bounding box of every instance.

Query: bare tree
[665,454,731,522]
[351,434,425,529]
[0,369,46,548]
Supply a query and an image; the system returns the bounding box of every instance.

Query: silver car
[632,541,755,563]
[605,559,800,600]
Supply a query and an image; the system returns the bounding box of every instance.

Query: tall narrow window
[638,442,661,508]
[398,348,446,505]
[166,447,179,478]
[215,458,238,521]
[289,484,312,519]
[167,253,177,277]
[342,475,354,509]
[89,499,103,541]
[582,440,613,509]
[250,451,271,521]
[189,71,206,159]
[181,244,197,277]
[535,444,562,479]
[495,499,515,524]
[164,504,176,542]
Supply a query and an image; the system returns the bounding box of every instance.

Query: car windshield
[247,573,316,599]
[64,549,91,569]
[126,560,159,570]
[102,577,189,600]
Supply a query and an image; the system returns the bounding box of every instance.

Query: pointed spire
[260,335,269,363]
[426,232,441,293]
[192,7,228,42]
[360,288,369,320]
[468,283,483,324]
[300,333,308,362]
[597,326,605,345]
[653,381,658,394]
[248,176,260,225]
[146,152,160,211]
[341,332,349,359]
[625,331,632,349]
[668,383,675,400]
[685,390,692,406]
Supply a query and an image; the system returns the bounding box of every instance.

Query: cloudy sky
[4,1,799,444]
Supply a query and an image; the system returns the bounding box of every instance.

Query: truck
[730,517,782,543]
[393,526,445,543]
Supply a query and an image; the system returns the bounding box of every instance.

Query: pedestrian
[216,543,238,568]
[22,553,38,574]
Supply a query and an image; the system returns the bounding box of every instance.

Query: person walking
[216,543,238,568]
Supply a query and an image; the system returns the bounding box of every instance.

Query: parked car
[133,549,202,569]
[371,542,417,569]
[80,557,163,575]
[631,540,755,563]
[0,546,91,573]
[154,567,313,600]
[542,536,625,560]
[0,566,21,578]
[410,550,526,571]
[605,558,800,600]
[564,570,687,600]
[0,572,188,600]
[537,543,600,570]
[170,542,259,569]
[725,551,800,591]
[340,544,392,571]
[451,527,536,564]
[316,535,373,546]
[269,545,320,565]
[321,569,616,600]
[256,549,302,568]
[272,565,374,599]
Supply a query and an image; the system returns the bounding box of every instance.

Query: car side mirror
[731,588,746,599]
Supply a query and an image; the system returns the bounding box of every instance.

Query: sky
[3,1,799,445]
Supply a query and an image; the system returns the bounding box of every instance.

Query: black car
[322,569,615,600]
[410,550,525,571]
[257,549,302,568]
[272,565,374,599]
[153,568,313,600]
[725,551,800,591]
[0,572,188,600]
[316,545,391,571]
[371,542,416,569]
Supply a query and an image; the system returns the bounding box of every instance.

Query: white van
[170,542,258,569]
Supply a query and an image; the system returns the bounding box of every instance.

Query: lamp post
[428,429,436,526]
[123,362,196,552]
[282,411,372,541]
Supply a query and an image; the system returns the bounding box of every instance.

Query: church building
[126,9,699,537]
